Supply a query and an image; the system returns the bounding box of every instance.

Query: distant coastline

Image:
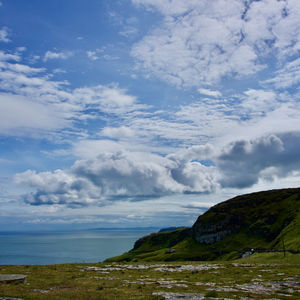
[0,227,162,234]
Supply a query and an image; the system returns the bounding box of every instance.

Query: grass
[108,188,300,263]
[1,254,300,299]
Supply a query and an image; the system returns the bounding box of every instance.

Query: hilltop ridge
[107,188,300,262]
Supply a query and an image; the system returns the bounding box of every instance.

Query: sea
[0,229,155,265]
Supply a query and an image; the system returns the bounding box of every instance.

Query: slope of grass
[108,188,300,262]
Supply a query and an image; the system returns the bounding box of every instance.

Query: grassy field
[1,253,300,299]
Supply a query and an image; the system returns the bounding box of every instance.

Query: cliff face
[192,214,241,244]
[107,188,300,262]
[192,188,300,246]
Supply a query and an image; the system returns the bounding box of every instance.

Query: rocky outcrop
[192,188,300,245]
[192,213,241,244]
[0,274,27,284]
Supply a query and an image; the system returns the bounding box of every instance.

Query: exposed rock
[192,213,240,244]
[81,266,102,272]
[242,251,254,258]
[0,298,24,300]
[152,292,205,299]
[207,280,300,296]
[0,274,27,284]
[195,282,216,286]
[82,263,223,275]
[31,289,49,294]
[165,248,176,254]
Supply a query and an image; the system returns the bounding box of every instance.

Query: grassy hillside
[107,188,300,262]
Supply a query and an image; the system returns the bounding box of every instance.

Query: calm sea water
[0,230,153,265]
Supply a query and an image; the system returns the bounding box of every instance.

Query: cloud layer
[15,132,300,207]
[218,133,300,188]
[132,0,300,87]
[1,0,300,229]
[0,49,141,137]
[15,147,218,206]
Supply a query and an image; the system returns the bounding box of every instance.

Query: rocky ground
[0,258,300,299]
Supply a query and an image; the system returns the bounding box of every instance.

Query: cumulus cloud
[43,51,73,61]
[15,169,99,207]
[15,149,218,206]
[15,131,300,207]
[217,132,300,188]
[168,144,215,162]
[131,0,300,87]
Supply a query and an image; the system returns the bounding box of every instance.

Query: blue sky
[1,0,300,230]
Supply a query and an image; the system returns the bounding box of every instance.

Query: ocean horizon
[0,229,156,265]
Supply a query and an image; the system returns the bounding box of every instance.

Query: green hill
[106,188,300,262]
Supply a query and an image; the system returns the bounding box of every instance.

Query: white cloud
[103,54,119,60]
[73,140,125,159]
[72,84,139,115]
[53,68,66,74]
[0,51,21,62]
[168,144,215,162]
[28,55,40,64]
[132,0,200,15]
[198,88,222,98]
[0,27,10,43]
[86,48,106,61]
[3,0,300,227]
[119,27,138,38]
[272,0,300,56]
[0,94,68,135]
[16,130,300,207]
[86,51,99,61]
[16,47,26,52]
[101,126,135,139]
[43,51,73,61]
[15,148,218,206]
[264,57,300,89]
[0,49,144,138]
[65,85,298,157]
[241,89,278,114]
[131,0,300,87]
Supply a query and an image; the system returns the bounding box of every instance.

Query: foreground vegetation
[1,253,300,299]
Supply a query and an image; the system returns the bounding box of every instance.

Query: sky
[1,0,300,230]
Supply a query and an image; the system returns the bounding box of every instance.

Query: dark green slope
[106,188,300,262]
